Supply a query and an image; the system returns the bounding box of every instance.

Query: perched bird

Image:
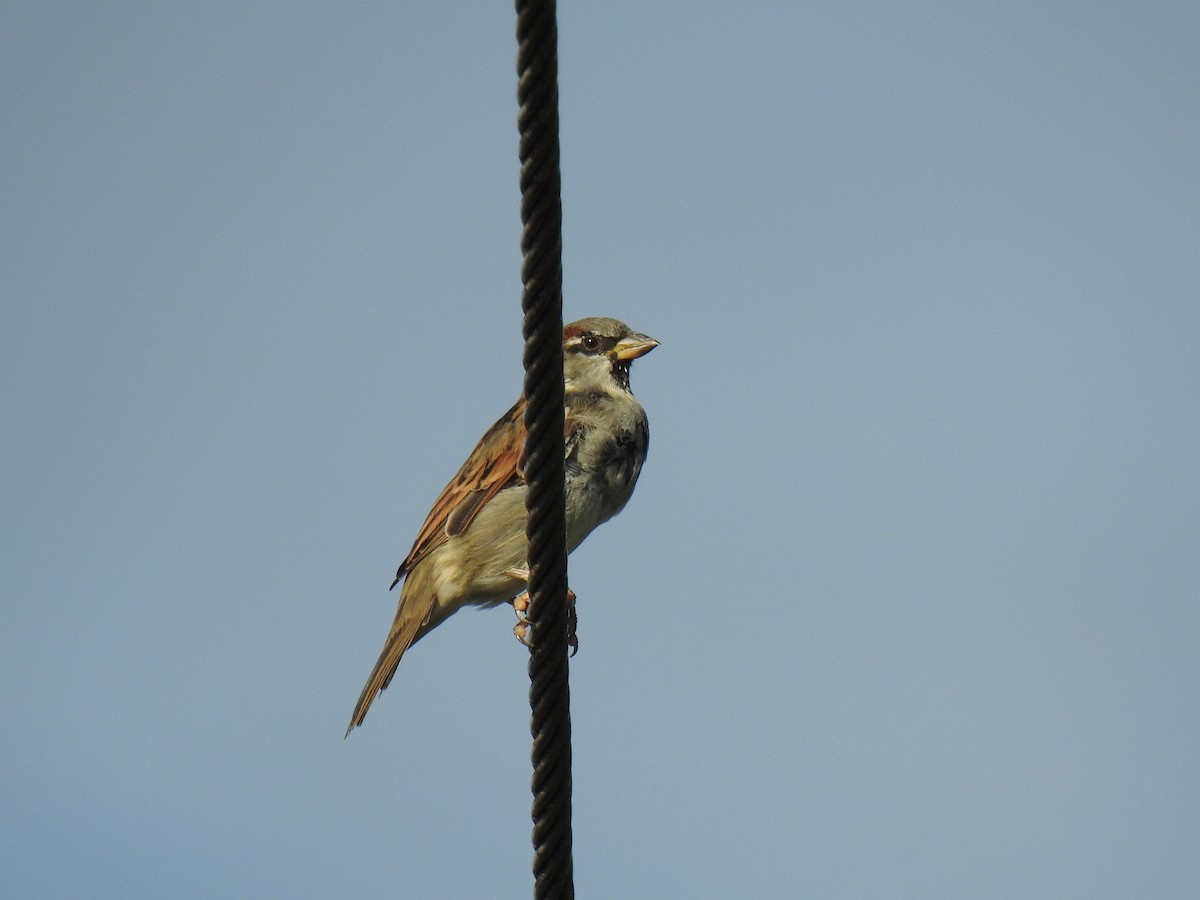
[347,317,657,734]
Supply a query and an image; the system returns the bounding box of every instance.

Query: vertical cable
[515,0,574,897]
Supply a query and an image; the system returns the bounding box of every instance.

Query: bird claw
[513,588,532,648]
[513,619,532,648]
[512,587,578,656]
[566,589,578,657]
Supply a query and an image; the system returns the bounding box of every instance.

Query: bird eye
[580,334,601,351]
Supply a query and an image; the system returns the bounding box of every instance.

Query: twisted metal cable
[515,0,574,897]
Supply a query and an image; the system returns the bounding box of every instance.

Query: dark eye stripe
[569,333,614,354]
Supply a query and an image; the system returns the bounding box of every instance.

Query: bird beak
[612,333,659,361]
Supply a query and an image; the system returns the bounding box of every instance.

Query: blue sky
[3,3,1198,897]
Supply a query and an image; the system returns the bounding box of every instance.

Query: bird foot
[512,587,578,657]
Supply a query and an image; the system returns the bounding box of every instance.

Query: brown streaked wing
[390,399,527,588]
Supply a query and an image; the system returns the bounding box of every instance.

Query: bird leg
[506,567,578,656]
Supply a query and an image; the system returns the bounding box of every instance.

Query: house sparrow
[347,317,657,734]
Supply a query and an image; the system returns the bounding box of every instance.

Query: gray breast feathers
[564,389,649,524]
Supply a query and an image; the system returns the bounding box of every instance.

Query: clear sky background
[3,3,1198,898]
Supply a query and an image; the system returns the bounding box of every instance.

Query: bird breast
[563,392,649,551]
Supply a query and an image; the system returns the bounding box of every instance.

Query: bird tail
[345,575,432,736]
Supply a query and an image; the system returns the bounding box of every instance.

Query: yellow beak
[612,333,659,361]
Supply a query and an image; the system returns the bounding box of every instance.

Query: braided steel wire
[515,0,574,897]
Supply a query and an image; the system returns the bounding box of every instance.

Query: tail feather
[345,578,433,736]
